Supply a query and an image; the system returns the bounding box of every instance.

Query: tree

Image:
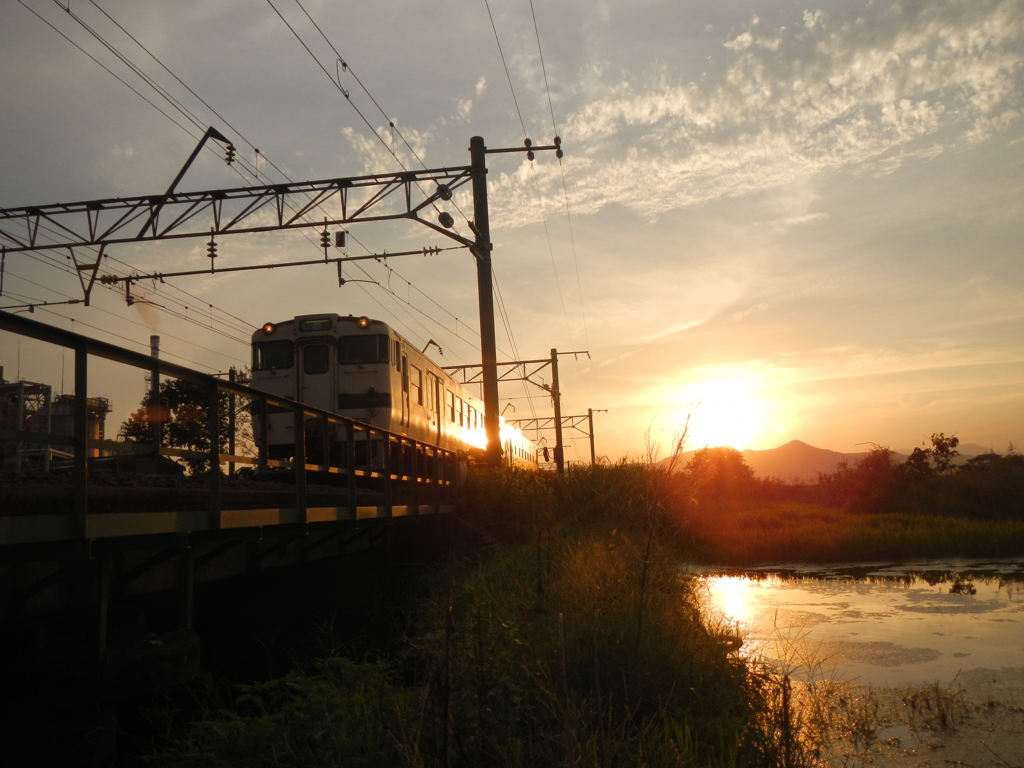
[817,446,898,511]
[929,432,960,474]
[120,369,249,475]
[901,446,934,478]
[683,446,757,506]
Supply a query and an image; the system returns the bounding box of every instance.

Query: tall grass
[154,462,807,767]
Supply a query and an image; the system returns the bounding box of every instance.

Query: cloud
[486,0,1024,228]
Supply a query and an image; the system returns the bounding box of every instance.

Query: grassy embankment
[151,463,802,767]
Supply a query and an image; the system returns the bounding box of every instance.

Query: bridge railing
[0,309,459,544]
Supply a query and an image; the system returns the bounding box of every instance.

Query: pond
[697,558,1024,688]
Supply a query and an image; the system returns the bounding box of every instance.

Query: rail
[0,309,459,547]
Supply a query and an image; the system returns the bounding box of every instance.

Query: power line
[20,0,529,397]
[2,269,251,359]
[483,0,529,139]
[528,0,559,138]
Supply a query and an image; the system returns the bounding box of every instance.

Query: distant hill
[740,441,868,484]
[657,440,998,485]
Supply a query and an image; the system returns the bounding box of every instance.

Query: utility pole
[551,348,564,475]
[470,137,501,467]
[588,408,607,465]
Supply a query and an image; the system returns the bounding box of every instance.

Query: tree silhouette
[120,371,249,475]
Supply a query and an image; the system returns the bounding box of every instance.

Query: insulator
[320,230,331,248]
[527,150,535,161]
[553,135,561,146]
[225,144,236,165]
[556,148,564,159]
[436,183,453,201]
[207,238,217,258]
[99,274,118,284]
[524,138,532,148]
[438,212,454,229]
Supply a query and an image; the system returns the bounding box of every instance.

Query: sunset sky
[2,0,1023,461]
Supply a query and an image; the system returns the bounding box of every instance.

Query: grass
[152,464,805,767]
[149,460,1024,766]
[681,501,1024,564]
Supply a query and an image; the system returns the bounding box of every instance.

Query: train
[249,313,538,470]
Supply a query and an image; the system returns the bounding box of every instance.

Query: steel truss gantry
[0,130,563,466]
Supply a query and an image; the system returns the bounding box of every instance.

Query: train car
[250,313,537,469]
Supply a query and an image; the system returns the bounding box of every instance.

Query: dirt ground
[823,667,1024,767]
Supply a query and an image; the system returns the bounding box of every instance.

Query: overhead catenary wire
[525,0,601,406]
[15,0,537,408]
[265,0,473,232]
[4,269,252,356]
[70,0,485,358]
[13,0,283,350]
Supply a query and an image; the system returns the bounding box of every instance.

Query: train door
[429,373,442,445]
[297,341,334,412]
[400,352,410,430]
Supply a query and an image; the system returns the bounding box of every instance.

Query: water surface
[697,559,1024,687]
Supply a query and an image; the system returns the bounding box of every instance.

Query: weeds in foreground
[154,523,801,766]
[901,680,968,730]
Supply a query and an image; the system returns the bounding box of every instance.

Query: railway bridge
[0,309,461,757]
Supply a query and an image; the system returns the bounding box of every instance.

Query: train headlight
[261,322,275,334]
[357,316,370,328]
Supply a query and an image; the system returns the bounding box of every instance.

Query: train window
[447,390,455,422]
[457,397,464,427]
[337,334,389,365]
[411,365,423,405]
[402,356,409,392]
[393,340,401,368]
[303,344,329,374]
[254,340,294,370]
[298,318,332,332]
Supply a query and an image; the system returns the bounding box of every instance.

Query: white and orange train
[249,313,538,469]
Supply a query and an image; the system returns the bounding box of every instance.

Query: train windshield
[254,340,294,370]
[337,334,390,365]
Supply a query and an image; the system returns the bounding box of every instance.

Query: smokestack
[146,335,160,399]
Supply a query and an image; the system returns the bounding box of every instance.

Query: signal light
[357,316,370,328]
[438,212,454,228]
[262,322,275,334]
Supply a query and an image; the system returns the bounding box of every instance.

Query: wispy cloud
[487,0,1023,227]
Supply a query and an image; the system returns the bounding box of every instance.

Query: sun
[677,377,768,450]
